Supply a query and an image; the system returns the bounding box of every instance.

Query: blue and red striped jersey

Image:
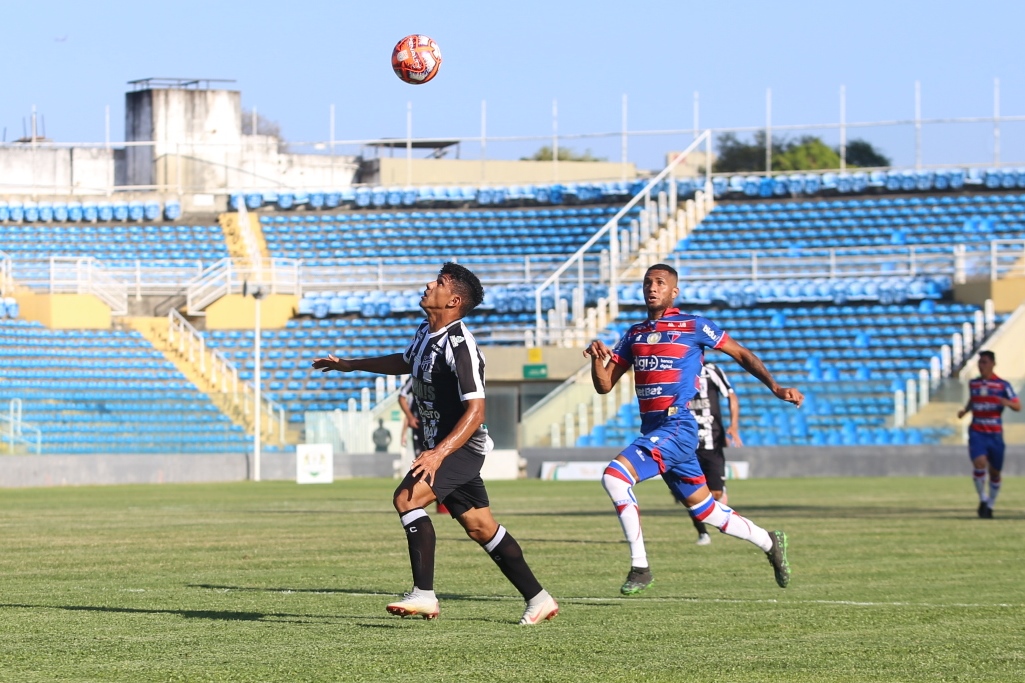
[968,375,1018,434]
[610,309,728,434]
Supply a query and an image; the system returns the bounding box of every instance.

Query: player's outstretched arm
[311,352,411,375]
[584,339,627,394]
[1003,396,1022,412]
[718,337,803,407]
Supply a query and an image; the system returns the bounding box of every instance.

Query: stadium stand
[0,222,228,265]
[259,205,636,263]
[576,300,996,448]
[0,318,249,454]
[678,192,1025,254]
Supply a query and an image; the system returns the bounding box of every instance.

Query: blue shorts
[968,430,1005,470]
[616,419,706,502]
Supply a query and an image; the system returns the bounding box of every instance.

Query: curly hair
[440,262,485,315]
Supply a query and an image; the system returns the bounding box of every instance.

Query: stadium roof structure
[364,138,461,159]
[127,78,237,91]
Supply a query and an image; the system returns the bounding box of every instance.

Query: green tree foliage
[774,136,841,171]
[844,138,891,168]
[713,132,890,173]
[522,146,607,162]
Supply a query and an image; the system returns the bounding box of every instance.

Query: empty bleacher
[0,222,227,265]
[0,319,249,454]
[678,193,1025,254]
[578,300,994,448]
[260,205,635,264]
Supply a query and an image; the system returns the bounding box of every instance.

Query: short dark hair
[645,263,678,279]
[979,350,996,362]
[440,262,485,315]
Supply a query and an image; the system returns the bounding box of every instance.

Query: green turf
[0,477,1022,682]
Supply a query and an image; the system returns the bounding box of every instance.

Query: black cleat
[766,530,790,588]
[620,566,654,595]
[982,505,994,519]
[978,501,989,518]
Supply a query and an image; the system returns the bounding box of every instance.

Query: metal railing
[1,399,42,455]
[185,257,301,314]
[166,309,287,442]
[533,130,714,346]
[10,257,128,315]
[0,250,11,296]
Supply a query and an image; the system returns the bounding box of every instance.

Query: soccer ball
[391,35,442,85]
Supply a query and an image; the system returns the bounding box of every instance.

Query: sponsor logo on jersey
[980,386,989,396]
[637,385,664,397]
[647,332,661,344]
[703,324,719,341]
[450,335,464,347]
[412,378,436,402]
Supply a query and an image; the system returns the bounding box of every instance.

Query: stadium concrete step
[906,400,966,444]
[127,316,293,446]
[219,210,269,266]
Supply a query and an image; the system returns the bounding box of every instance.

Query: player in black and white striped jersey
[688,357,743,546]
[312,263,557,625]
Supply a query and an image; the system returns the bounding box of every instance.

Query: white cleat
[519,594,559,625]
[695,533,712,546]
[386,590,440,620]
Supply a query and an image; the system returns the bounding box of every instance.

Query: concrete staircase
[218,209,269,266]
[128,315,295,446]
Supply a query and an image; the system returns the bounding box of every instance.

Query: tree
[242,108,287,152]
[775,136,840,171]
[842,139,891,168]
[713,132,890,173]
[522,146,607,162]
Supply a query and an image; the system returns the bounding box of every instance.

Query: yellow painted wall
[13,292,111,329]
[204,294,298,329]
[365,158,637,187]
[955,278,1025,312]
[483,346,587,381]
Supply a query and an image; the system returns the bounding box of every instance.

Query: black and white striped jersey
[688,362,734,450]
[402,319,489,455]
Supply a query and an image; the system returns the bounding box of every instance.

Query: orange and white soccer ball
[391,34,442,85]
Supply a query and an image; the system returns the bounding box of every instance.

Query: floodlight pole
[248,284,265,482]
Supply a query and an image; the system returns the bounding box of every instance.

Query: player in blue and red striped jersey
[957,350,1020,519]
[585,264,803,595]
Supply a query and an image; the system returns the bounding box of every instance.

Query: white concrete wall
[0,146,116,195]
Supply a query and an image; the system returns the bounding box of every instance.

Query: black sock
[401,509,436,591]
[692,516,708,536]
[481,526,543,601]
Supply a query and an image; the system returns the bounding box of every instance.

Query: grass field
[0,476,1022,682]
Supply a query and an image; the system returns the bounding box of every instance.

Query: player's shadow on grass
[0,603,393,625]
[191,584,541,606]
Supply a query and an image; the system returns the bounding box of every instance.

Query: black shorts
[696,446,726,492]
[425,445,490,518]
[411,428,425,456]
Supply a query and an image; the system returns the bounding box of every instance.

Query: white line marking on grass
[226,588,1018,610]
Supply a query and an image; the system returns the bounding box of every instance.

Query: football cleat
[765,530,790,588]
[386,590,439,620]
[519,594,559,625]
[620,566,654,595]
[978,501,992,519]
[695,533,712,546]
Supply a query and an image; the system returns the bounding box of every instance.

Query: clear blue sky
[4,0,1024,171]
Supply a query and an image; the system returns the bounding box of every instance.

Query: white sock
[688,495,772,552]
[602,466,648,568]
[412,587,436,600]
[527,589,551,606]
[973,469,988,502]
[989,478,1001,508]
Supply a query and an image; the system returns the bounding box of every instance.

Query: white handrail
[166,309,287,442]
[2,399,42,455]
[534,130,713,344]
